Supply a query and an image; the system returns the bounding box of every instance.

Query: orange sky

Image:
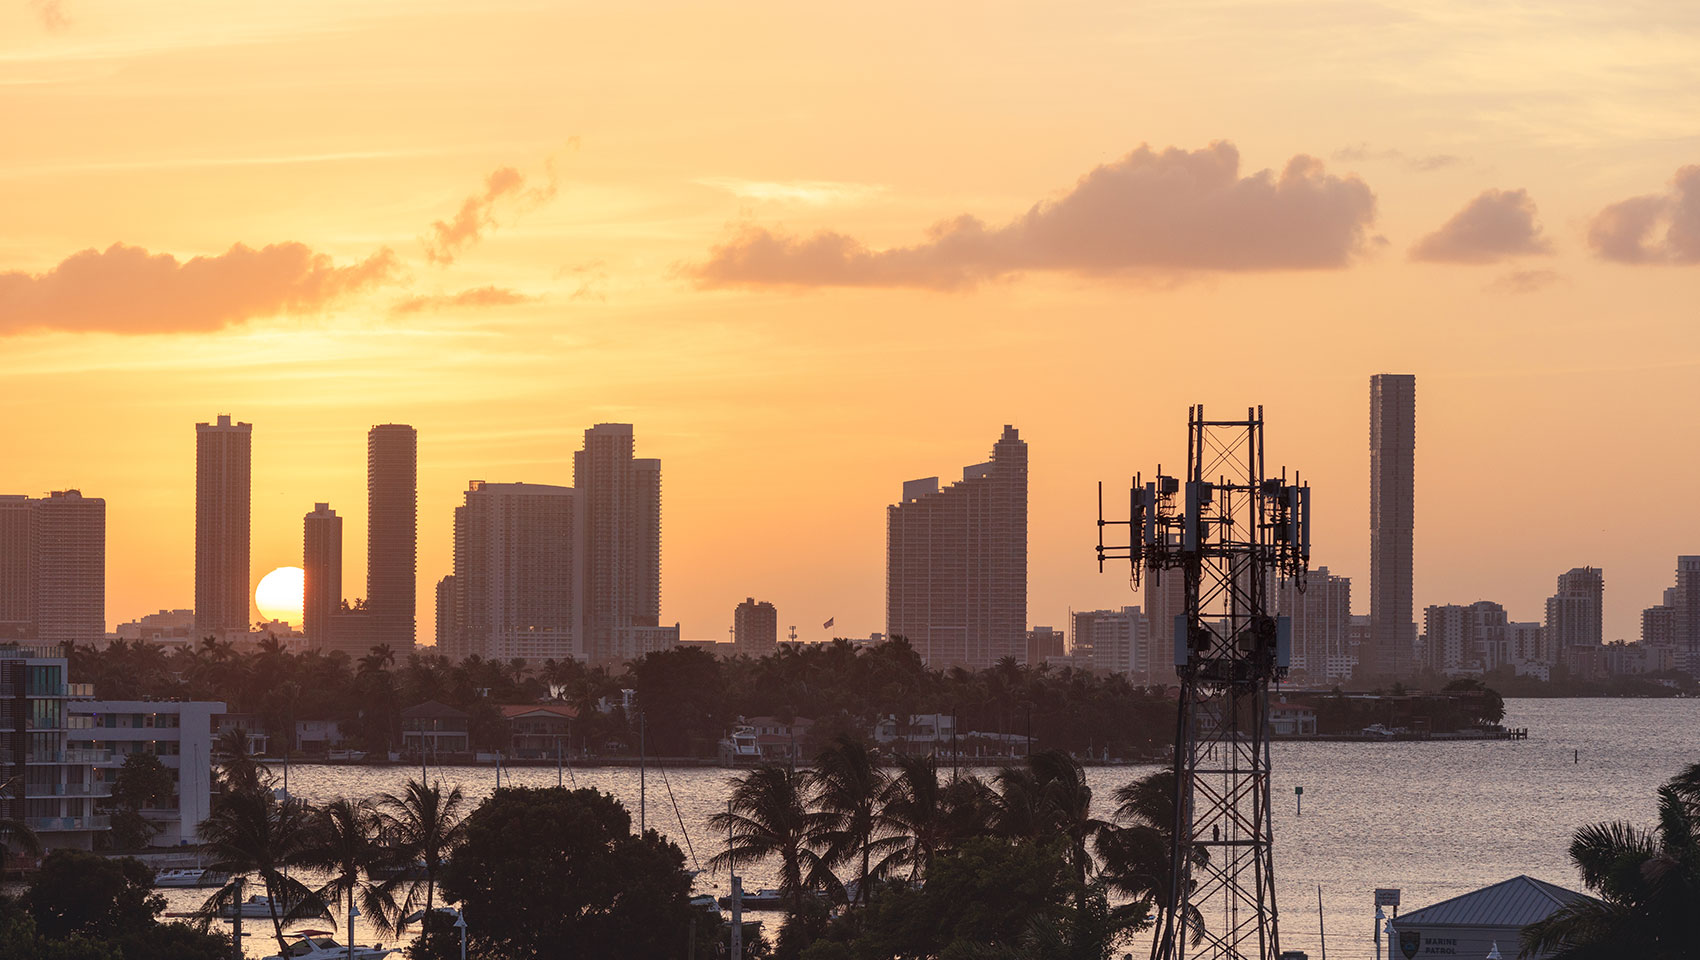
[4,1,1699,646]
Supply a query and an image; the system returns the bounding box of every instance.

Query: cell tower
[1097,405,1310,960]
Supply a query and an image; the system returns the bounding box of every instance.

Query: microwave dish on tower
[1096,405,1311,960]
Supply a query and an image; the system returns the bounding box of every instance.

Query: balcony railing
[26,748,113,764]
[24,782,113,798]
[26,815,110,832]
[67,682,94,698]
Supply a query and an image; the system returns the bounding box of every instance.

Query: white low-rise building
[68,699,225,847]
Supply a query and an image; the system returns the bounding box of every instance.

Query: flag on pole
[822,617,834,630]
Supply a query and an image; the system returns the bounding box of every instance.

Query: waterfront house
[500,703,577,758]
[401,701,470,758]
[1270,701,1318,736]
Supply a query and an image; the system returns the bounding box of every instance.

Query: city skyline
[5,5,1700,649]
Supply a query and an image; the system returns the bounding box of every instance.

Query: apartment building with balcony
[0,643,107,851]
[67,699,225,847]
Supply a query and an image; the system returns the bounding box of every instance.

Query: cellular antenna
[1096,404,1311,960]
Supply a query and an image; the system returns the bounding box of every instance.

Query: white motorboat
[220,895,281,919]
[156,867,222,888]
[263,932,393,960]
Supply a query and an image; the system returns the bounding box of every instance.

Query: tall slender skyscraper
[574,424,662,665]
[0,496,35,640]
[1367,374,1416,679]
[886,425,1028,669]
[303,503,342,650]
[366,424,417,653]
[195,414,252,637]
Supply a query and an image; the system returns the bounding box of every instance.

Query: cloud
[690,142,1378,289]
[1487,269,1561,294]
[424,162,559,265]
[697,178,885,206]
[1587,165,1700,264]
[390,286,536,314]
[1331,144,1462,172]
[0,242,397,335]
[29,0,68,31]
[1409,189,1553,264]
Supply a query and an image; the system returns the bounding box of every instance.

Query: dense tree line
[0,850,227,959]
[71,636,1175,759]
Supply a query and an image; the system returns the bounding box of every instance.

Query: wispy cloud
[29,0,68,31]
[689,142,1378,290]
[1332,144,1463,173]
[696,178,885,206]
[0,242,397,335]
[423,160,559,265]
[1410,189,1553,264]
[390,286,535,315]
[1588,165,1700,264]
[1487,269,1561,294]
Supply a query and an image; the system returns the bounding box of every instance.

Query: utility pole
[230,875,243,960]
[1097,405,1311,960]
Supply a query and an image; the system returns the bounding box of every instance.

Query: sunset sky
[4,0,1699,646]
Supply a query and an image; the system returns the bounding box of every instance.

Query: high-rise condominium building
[1278,566,1352,680]
[302,503,342,650]
[1546,567,1604,654]
[195,415,252,637]
[435,575,458,654]
[1671,557,1700,673]
[1423,600,1507,675]
[1027,626,1065,665]
[1368,373,1416,679]
[366,424,417,653]
[451,482,578,663]
[0,492,105,644]
[1143,570,1186,686]
[574,424,662,665]
[1072,607,1148,679]
[886,425,1028,670]
[734,598,778,656]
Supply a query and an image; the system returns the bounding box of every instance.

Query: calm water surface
[170,698,1700,959]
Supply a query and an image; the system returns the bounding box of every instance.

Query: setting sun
[254,566,304,626]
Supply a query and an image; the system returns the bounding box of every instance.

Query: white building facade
[69,699,225,847]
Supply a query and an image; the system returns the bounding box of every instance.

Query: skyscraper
[303,503,342,650]
[1072,607,1147,678]
[366,424,417,654]
[1143,570,1186,686]
[1546,566,1604,665]
[1669,557,1700,674]
[885,425,1028,669]
[451,481,577,662]
[1368,373,1416,679]
[574,424,662,665]
[31,490,105,644]
[1277,566,1352,680]
[734,597,778,656]
[195,414,251,638]
[0,496,35,640]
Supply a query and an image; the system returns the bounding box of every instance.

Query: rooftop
[1394,875,1593,929]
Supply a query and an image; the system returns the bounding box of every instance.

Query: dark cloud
[1331,144,1462,172]
[0,242,397,335]
[1410,188,1552,264]
[1587,165,1700,264]
[690,142,1378,290]
[424,162,559,265]
[390,286,535,314]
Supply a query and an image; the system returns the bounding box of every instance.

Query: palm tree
[298,799,398,958]
[993,751,1103,888]
[198,787,329,958]
[359,644,397,678]
[377,779,469,932]
[878,755,992,882]
[810,734,902,905]
[709,763,834,923]
[1520,765,1700,959]
[213,726,269,794]
[1094,769,1206,949]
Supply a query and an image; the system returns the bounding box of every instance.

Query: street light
[453,910,467,960]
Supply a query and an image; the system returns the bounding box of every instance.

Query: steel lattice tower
[1098,405,1310,960]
